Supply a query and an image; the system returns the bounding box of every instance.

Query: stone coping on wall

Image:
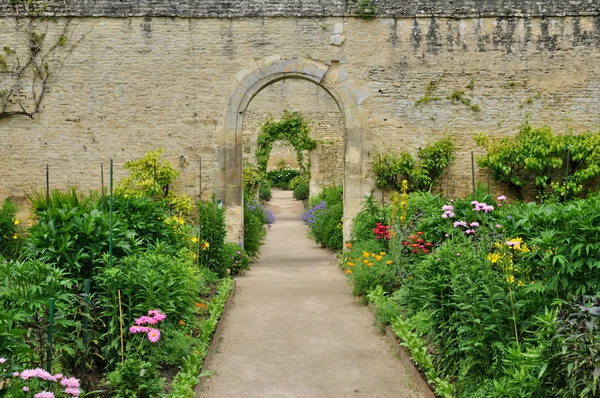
[1,0,599,18]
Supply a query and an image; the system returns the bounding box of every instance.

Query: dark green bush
[197,196,227,275]
[303,186,343,251]
[244,200,267,259]
[266,166,300,189]
[0,198,21,259]
[221,242,251,275]
[259,183,272,201]
[107,358,166,398]
[292,181,309,201]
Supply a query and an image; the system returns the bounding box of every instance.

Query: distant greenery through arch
[256,111,317,174]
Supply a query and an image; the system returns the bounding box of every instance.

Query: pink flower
[13,372,20,377]
[441,213,448,219]
[445,233,449,237]
[496,224,502,229]
[135,316,153,325]
[34,392,55,398]
[64,387,81,397]
[147,328,161,343]
[129,326,150,334]
[60,377,80,389]
[497,195,506,201]
[453,221,468,228]
[54,373,63,380]
[153,313,166,322]
[20,368,53,381]
[471,200,479,205]
[470,222,479,227]
[442,205,454,211]
[23,387,29,392]
[0,357,6,363]
[465,229,475,234]
[448,212,455,218]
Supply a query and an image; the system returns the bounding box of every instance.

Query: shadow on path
[197,190,424,398]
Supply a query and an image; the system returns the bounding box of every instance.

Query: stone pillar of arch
[215,56,372,243]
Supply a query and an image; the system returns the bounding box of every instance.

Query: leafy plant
[0,198,22,259]
[372,151,414,190]
[117,148,192,215]
[196,196,227,275]
[292,181,309,201]
[244,200,268,259]
[107,358,166,397]
[257,111,317,174]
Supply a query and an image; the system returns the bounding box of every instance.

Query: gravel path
[196,189,425,398]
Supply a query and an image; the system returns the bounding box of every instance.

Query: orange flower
[386,260,393,265]
[347,262,355,267]
[375,255,383,261]
[346,243,352,249]
[179,319,185,325]
[368,263,373,267]
[346,269,352,274]
[195,302,201,308]
[363,259,369,264]
[380,252,386,256]
[362,252,369,258]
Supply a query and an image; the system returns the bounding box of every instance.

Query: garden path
[196,189,424,398]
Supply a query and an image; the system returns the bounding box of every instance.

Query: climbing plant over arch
[256,111,317,174]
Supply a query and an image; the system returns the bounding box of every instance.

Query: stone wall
[1,14,599,213]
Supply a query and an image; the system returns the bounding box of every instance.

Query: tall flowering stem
[400,180,408,225]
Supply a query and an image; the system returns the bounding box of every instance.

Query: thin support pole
[471,151,476,197]
[46,164,50,206]
[81,279,90,387]
[199,156,202,200]
[487,154,491,195]
[46,298,55,373]
[564,148,570,202]
[118,290,125,366]
[101,163,105,201]
[109,159,113,268]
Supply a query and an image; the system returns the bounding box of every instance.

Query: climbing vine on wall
[372,137,456,192]
[1,2,89,119]
[256,111,317,174]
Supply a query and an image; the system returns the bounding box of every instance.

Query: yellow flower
[362,252,369,258]
[346,269,352,275]
[506,275,515,284]
[379,252,386,256]
[165,218,171,224]
[363,259,369,264]
[375,255,383,261]
[371,253,376,257]
[13,219,20,225]
[347,262,355,267]
[367,262,373,267]
[487,253,500,263]
[179,218,185,225]
[12,234,18,239]
[517,280,525,286]
[386,260,393,265]
[191,236,199,243]
[201,241,210,250]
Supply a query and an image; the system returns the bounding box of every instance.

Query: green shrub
[107,358,166,398]
[302,186,343,251]
[292,181,309,201]
[196,196,227,276]
[0,198,21,259]
[94,249,201,367]
[266,166,300,189]
[351,195,389,244]
[221,242,251,275]
[117,148,192,215]
[259,183,272,201]
[244,200,267,259]
[289,174,309,190]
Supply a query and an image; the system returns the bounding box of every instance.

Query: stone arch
[215,56,371,243]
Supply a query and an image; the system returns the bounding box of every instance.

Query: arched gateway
[214,56,372,243]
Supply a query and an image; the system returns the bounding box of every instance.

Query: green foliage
[221,242,251,275]
[94,249,201,367]
[243,164,262,198]
[259,183,272,202]
[168,278,233,398]
[447,90,480,112]
[117,148,192,215]
[244,200,268,259]
[415,79,442,106]
[0,259,80,368]
[289,174,308,191]
[372,137,456,192]
[107,358,166,398]
[0,198,22,259]
[257,111,317,174]
[292,181,309,201]
[349,0,376,18]
[476,121,600,200]
[196,197,227,276]
[351,194,389,244]
[266,165,300,189]
[304,186,343,251]
[372,151,414,189]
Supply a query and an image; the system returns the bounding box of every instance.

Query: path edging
[367,303,437,398]
[194,280,237,392]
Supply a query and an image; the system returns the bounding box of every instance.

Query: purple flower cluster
[301,201,326,227]
[265,209,276,225]
[441,204,455,219]
[472,201,494,212]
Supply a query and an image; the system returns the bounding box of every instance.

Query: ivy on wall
[256,111,317,174]
[372,137,456,192]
